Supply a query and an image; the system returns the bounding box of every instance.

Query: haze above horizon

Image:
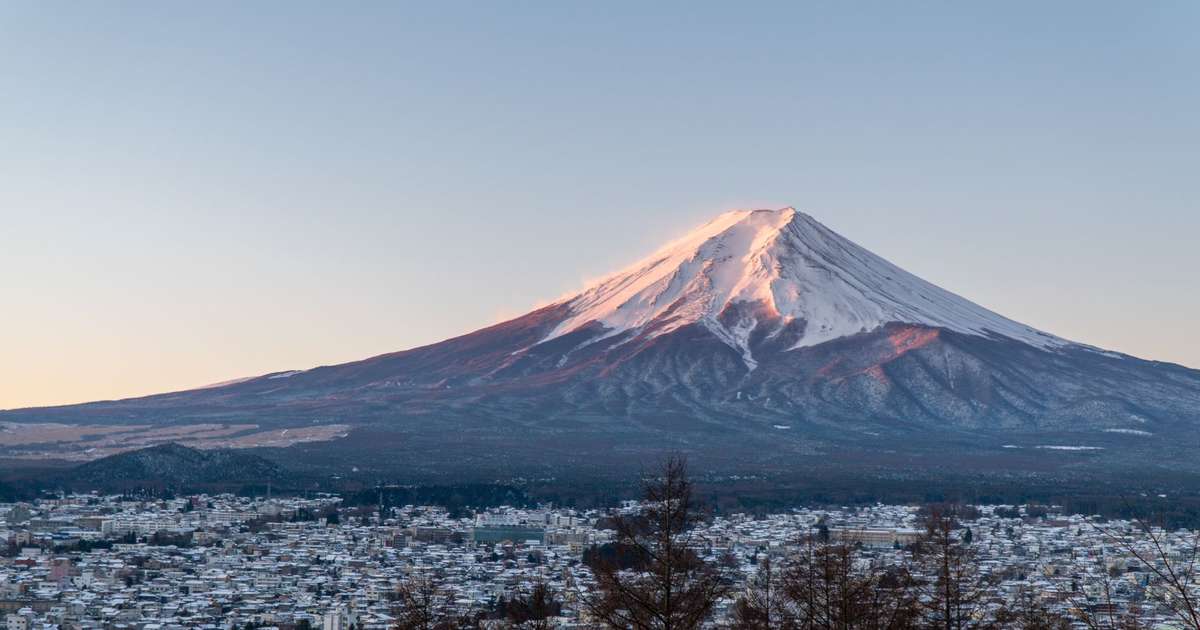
[2,2,1198,408]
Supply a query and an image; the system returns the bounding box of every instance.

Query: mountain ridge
[3,208,1199,481]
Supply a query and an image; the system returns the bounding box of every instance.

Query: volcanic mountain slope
[6,208,1200,476]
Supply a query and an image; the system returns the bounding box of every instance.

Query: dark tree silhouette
[586,455,730,630]
[506,580,562,629]
[781,536,920,630]
[913,507,993,630]
[392,576,461,630]
[731,555,793,629]
[994,585,1071,630]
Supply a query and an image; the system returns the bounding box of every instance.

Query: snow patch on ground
[1103,428,1152,436]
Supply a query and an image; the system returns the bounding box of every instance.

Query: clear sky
[2,2,1197,409]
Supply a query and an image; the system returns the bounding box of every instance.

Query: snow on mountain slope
[7,205,1200,479]
[545,208,1068,366]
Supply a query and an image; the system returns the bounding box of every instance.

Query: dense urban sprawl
[0,492,1193,628]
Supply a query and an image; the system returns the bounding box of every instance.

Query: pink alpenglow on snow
[545,208,1067,370]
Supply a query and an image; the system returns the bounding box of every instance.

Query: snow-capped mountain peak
[545,208,1068,361]
[9,205,1199,480]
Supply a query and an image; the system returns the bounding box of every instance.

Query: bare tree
[731,555,794,629]
[913,507,993,630]
[392,576,461,630]
[782,535,920,630]
[1086,517,1200,629]
[586,455,731,630]
[994,585,1071,630]
[506,580,562,629]
[1058,546,1147,630]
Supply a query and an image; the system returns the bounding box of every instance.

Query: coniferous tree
[782,536,920,630]
[731,555,794,629]
[393,576,460,630]
[913,507,993,630]
[586,455,730,630]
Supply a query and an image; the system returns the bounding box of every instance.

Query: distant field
[0,421,349,461]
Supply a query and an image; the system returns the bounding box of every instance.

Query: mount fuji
[6,208,1200,481]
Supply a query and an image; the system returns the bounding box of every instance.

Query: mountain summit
[5,208,1200,480]
[548,208,1064,369]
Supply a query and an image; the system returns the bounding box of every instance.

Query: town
[0,488,1192,628]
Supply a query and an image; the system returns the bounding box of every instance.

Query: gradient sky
[2,2,1198,409]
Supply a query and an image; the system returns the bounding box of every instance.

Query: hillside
[64,443,288,488]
